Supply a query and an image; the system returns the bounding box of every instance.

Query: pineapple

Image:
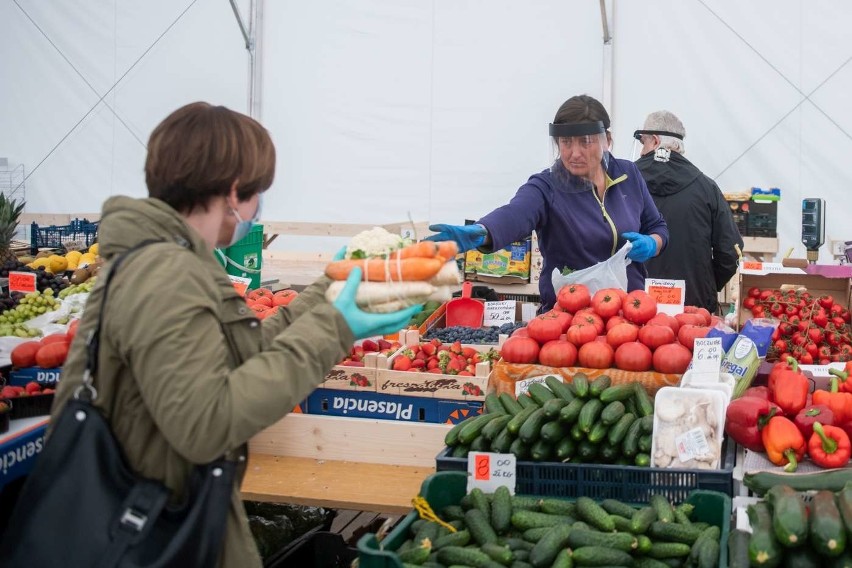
[0,194,25,265]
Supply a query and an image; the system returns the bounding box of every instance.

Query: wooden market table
[242,413,449,514]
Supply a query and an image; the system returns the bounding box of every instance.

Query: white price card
[690,337,723,382]
[467,452,516,494]
[483,301,516,327]
[644,278,685,316]
[514,375,549,397]
[521,303,538,323]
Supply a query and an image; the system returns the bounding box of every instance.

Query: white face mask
[228,193,263,246]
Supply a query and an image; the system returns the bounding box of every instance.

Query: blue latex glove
[425,223,487,253]
[622,232,658,262]
[332,267,423,339]
[332,246,347,261]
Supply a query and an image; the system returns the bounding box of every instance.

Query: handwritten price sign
[8,271,36,294]
[690,337,723,383]
[644,279,685,316]
[467,452,516,494]
[483,301,516,327]
[228,275,252,297]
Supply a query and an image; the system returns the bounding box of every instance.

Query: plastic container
[8,393,54,420]
[651,387,728,471]
[216,223,263,288]
[435,439,736,504]
[356,470,732,568]
[30,218,98,254]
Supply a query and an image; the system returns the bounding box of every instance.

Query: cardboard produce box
[465,238,531,284]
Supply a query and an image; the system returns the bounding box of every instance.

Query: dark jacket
[636,151,743,313]
[51,196,354,567]
[478,156,669,310]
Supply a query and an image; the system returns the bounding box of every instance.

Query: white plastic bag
[551,243,632,297]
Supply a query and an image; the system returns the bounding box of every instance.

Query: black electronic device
[801,198,826,263]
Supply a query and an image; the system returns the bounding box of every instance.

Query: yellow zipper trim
[593,173,628,255]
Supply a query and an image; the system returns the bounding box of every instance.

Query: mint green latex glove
[332,267,423,339]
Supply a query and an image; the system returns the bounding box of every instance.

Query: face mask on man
[228,193,263,246]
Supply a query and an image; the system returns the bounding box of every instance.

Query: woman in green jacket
[48,102,420,566]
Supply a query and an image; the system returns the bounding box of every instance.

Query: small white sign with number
[690,337,723,383]
[467,452,517,494]
[514,375,550,397]
[644,278,686,316]
[483,301,516,327]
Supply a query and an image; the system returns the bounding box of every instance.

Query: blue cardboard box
[303,388,482,424]
[8,367,62,387]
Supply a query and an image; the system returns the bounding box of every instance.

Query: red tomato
[606,323,639,349]
[571,310,605,335]
[653,343,692,373]
[677,324,710,351]
[538,339,578,367]
[544,309,573,333]
[527,313,564,344]
[622,290,657,325]
[638,324,676,350]
[556,284,591,313]
[674,313,706,328]
[614,341,653,372]
[41,334,70,347]
[273,289,299,306]
[591,288,623,319]
[684,306,712,326]
[35,342,69,369]
[647,313,680,336]
[566,323,598,346]
[11,341,41,368]
[512,327,530,338]
[501,336,540,363]
[577,341,614,369]
[605,315,628,332]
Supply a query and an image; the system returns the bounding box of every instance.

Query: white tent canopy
[3,0,852,262]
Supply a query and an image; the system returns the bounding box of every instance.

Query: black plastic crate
[30,218,98,254]
[436,440,735,504]
[8,393,54,420]
[265,528,356,568]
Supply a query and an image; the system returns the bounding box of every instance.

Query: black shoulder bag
[0,242,236,567]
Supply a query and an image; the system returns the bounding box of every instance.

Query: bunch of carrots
[324,240,460,313]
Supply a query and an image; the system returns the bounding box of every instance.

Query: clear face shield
[549,121,609,192]
[631,129,684,162]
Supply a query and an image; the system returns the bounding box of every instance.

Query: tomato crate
[356,470,731,568]
[435,438,736,505]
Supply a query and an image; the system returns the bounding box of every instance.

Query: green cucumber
[518,408,548,444]
[541,398,569,419]
[451,444,470,458]
[634,383,655,417]
[508,438,529,460]
[837,481,852,538]
[600,499,638,519]
[810,490,847,557]
[482,414,513,441]
[551,548,573,568]
[765,485,808,547]
[481,542,514,566]
[490,425,514,454]
[638,434,653,453]
[436,545,492,567]
[598,442,620,463]
[636,534,653,554]
[516,393,538,409]
[727,529,751,568]
[630,506,657,534]
[554,437,576,461]
[588,375,612,397]
[570,423,585,442]
[545,375,575,402]
[511,495,542,511]
[622,416,644,457]
[398,541,431,564]
[465,508,498,546]
[828,550,852,568]
[610,514,633,533]
[575,440,597,462]
[529,524,573,567]
[571,373,589,398]
[696,535,720,568]
[673,502,694,525]
[607,413,636,446]
[634,453,651,467]
[624,396,639,417]
[522,527,552,542]
[492,485,512,535]
[527,382,557,406]
[566,528,637,552]
[647,542,691,559]
[587,422,609,444]
[743,468,852,496]
[414,520,441,546]
[689,525,721,566]
[748,502,781,567]
[600,400,625,425]
[511,510,574,531]
[485,392,508,414]
[470,434,490,452]
[529,439,552,462]
[575,497,615,532]
[499,392,524,415]
[445,415,479,447]
[782,546,821,568]
[539,499,576,517]
[633,559,670,568]
[432,528,471,549]
[470,487,491,519]
[559,398,586,424]
[539,420,566,443]
[639,414,654,433]
[501,537,534,551]
[650,494,675,523]
[442,505,466,522]
[647,521,703,544]
[459,413,505,445]
[600,383,637,403]
[570,546,632,566]
[507,405,540,435]
[577,399,604,433]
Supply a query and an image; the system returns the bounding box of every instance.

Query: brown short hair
[553,95,611,130]
[145,102,275,213]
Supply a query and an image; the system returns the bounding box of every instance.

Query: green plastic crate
[216,223,263,288]
[356,471,731,568]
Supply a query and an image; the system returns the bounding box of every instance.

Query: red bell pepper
[812,377,852,425]
[793,404,834,441]
[808,422,852,468]
[768,359,795,392]
[829,363,852,394]
[771,357,809,416]
[725,397,780,452]
[762,415,806,472]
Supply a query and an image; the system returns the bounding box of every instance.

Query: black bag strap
[76,239,162,402]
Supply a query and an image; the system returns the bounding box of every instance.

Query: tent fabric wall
[2,0,852,262]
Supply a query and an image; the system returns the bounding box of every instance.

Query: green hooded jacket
[50,196,354,567]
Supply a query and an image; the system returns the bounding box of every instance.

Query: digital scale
[801,198,825,263]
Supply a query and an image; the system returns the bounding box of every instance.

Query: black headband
[549,121,606,137]
[633,129,684,141]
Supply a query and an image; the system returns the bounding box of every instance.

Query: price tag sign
[514,375,549,397]
[521,303,538,322]
[483,301,515,327]
[741,261,763,271]
[645,279,685,316]
[8,271,37,294]
[228,275,252,297]
[690,337,723,383]
[467,452,516,494]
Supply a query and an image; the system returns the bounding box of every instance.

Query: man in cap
[634,110,743,314]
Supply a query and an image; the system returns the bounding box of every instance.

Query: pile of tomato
[499,284,720,374]
[743,287,852,364]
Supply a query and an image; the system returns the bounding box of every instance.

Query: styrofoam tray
[651,387,728,470]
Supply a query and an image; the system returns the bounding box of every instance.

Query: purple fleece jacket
[478,156,669,310]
